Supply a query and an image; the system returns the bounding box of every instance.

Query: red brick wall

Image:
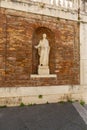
[0,8,80,87]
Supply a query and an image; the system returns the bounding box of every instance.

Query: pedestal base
[31,74,57,78]
[38,65,49,75]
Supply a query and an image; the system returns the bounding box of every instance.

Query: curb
[73,102,87,125]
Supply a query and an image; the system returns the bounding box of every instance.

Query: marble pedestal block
[38,65,49,75]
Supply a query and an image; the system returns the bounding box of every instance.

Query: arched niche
[32,27,55,74]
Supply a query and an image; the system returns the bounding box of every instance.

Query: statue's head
[43,33,46,38]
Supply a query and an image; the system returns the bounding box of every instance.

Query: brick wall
[0,8,80,87]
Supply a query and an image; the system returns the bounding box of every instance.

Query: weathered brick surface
[0,8,80,87]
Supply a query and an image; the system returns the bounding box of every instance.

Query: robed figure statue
[35,34,50,67]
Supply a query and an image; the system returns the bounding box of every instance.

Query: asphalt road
[0,103,87,130]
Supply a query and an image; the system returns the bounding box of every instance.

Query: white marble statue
[35,34,50,66]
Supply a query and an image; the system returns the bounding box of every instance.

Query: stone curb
[73,102,87,125]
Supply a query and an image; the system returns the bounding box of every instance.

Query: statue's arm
[34,41,41,49]
[34,45,38,49]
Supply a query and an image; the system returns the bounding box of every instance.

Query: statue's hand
[34,46,38,49]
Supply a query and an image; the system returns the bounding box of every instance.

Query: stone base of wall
[0,85,86,106]
[82,87,87,104]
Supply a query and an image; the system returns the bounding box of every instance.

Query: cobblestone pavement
[0,103,87,130]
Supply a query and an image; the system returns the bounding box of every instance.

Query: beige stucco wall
[80,12,87,103]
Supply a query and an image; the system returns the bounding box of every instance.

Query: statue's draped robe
[37,39,50,66]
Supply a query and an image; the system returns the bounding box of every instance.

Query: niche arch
[32,27,55,74]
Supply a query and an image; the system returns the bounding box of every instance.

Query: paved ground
[84,104,87,110]
[0,103,87,130]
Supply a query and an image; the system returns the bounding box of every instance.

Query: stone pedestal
[38,65,49,75]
